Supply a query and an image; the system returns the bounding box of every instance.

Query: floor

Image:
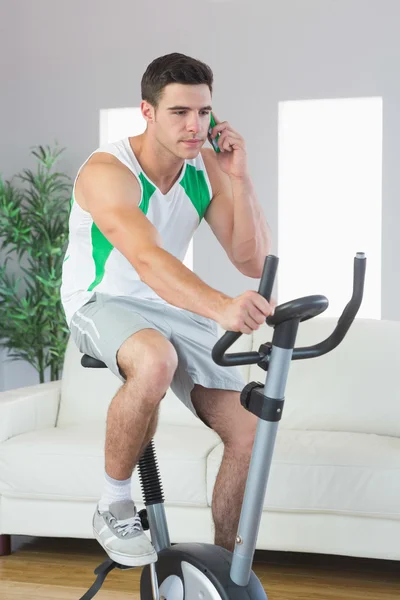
[0,536,399,599]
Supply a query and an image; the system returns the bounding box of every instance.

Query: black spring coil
[138,440,164,505]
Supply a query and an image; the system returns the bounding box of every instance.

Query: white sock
[98,472,133,513]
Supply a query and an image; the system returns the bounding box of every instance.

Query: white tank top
[60,137,213,325]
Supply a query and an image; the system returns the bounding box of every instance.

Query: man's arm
[203,122,272,278]
[78,161,231,321]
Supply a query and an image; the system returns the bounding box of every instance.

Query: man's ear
[141,100,155,124]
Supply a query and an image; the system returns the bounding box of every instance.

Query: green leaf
[0,143,72,382]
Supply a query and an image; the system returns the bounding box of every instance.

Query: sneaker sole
[93,529,158,567]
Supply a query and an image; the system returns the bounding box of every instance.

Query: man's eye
[174,111,186,115]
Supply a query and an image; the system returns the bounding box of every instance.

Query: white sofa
[1,317,400,561]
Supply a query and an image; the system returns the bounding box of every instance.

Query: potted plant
[0,144,72,384]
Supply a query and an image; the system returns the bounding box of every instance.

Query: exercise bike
[79,252,366,600]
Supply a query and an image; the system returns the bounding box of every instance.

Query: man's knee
[193,387,257,451]
[229,422,257,454]
[117,329,178,394]
[222,409,257,453]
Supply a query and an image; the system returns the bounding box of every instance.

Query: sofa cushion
[207,429,400,518]
[57,339,123,426]
[249,318,400,437]
[0,422,220,507]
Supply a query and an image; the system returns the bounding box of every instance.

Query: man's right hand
[216,291,275,334]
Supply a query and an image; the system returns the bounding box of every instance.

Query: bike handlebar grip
[212,255,278,366]
[211,331,242,366]
[337,252,366,332]
[258,255,279,301]
[292,252,367,360]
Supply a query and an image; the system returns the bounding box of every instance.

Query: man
[61,52,274,568]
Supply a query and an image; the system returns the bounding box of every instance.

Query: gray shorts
[69,293,246,417]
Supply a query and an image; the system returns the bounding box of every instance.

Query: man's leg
[191,385,257,552]
[138,409,160,459]
[105,329,177,480]
[93,328,178,567]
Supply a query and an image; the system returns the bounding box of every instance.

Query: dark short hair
[141,53,213,107]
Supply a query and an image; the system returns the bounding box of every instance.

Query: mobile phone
[208,113,221,153]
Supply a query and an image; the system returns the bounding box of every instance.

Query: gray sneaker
[93,499,157,567]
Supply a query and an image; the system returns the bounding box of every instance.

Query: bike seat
[81,354,107,369]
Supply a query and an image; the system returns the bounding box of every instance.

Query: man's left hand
[209,114,249,180]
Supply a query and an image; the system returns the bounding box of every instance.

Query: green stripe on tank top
[87,173,156,291]
[139,172,156,214]
[179,164,211,220]
[87,224,114,291]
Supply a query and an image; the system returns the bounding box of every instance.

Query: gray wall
[1,0,399,390]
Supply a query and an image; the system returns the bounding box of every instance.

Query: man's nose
[187,115,201,134]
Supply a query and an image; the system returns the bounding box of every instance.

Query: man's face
[143,83,212,159]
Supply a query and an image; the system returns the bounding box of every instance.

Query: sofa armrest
[0,381,61,443]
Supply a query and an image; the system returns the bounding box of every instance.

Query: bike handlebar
[211,256,279,367]
[291,252,366,360]
[212,253,366,367]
